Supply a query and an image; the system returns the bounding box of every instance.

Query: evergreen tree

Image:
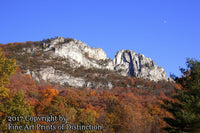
[162,58,200,133]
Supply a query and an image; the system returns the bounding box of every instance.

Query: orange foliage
[85,103,95,110]
[3,62,177,133]
[41,86,59,102]
[146,81,152,87]
[25,74,31,79]
[130,78,136,85]
[155,84,162,89]
[35,86,59,115]
[174,83,182,90]
[16,66,22,73]
[29,98,37,106]
[88,90,96,96]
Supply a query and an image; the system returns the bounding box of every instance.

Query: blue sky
[1,0,200,77]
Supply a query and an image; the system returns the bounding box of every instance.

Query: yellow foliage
[78,108,99,125]
[0,50,16,87]
[0,87,10,100]
[0,49,16,101]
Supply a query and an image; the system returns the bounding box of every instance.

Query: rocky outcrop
[113,50,167,81]
[27,67,85,87]
[42,37,167,81]
[42,38,107,69]
[24,37,168,88]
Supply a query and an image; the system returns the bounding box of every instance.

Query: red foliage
[3,64,176,132]
[6,71,37,99]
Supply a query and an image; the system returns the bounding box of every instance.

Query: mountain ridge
[0,37,169,89]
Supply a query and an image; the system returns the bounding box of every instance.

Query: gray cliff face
[42,37,107,69]
[23,37,168,88]
[27,67,85,87]
[113,50,167,81]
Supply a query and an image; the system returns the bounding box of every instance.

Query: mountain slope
[0,37,168,88]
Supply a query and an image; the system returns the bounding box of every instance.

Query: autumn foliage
[0,43,178,133]
[0,70,176,133]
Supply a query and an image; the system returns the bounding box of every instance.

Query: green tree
[162,58,200,133]
[0,91,34,132]
[0,49,34,132]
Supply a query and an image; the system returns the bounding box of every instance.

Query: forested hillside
[0,39,199,133]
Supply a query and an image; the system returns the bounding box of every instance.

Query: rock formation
[113,50,167,81]
[17,37,168,88]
